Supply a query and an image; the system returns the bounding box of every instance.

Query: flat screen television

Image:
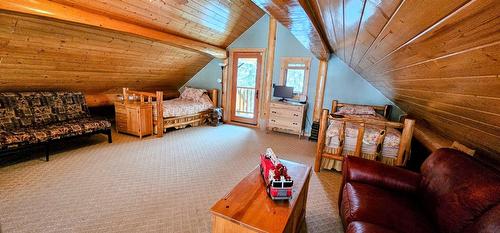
[273,85,293,101]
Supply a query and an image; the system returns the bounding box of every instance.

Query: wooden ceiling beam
[251,0,330,60]
[0,0,228,59]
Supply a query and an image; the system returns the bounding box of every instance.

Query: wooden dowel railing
[375,127,387,161]
[354,123,365,157]
[338,121,346,156]
[235,87,255,116]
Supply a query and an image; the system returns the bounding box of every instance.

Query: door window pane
[235,58,257,119]
[237,58,257,88]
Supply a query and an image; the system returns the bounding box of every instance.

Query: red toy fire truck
[260,148,293,200]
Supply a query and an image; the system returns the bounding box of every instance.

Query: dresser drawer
[115,112,127,131]
[269,117,301,130]
[270,109,302,120]
[270,102,303,112]
[115,104,127,114]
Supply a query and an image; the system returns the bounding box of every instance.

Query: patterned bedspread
[154,94,214,118]
[325,114,401,158]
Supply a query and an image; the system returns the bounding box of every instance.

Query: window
[279,57,311,98]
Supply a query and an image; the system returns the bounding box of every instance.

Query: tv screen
[273,85,294,99]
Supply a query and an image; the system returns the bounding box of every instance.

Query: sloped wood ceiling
[251,0,330,60]
[255,0,500,161]
[0,0,263,94]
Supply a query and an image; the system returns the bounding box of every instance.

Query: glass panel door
[230,52,263,125]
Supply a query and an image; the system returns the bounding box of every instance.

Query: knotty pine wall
[0,11,211,104]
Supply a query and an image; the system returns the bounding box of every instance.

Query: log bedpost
[156,91,164,138]
[396,119,415,166]
[122,88,129,103]
[314,109,329,172]
[354,123,365,157]
[209,89,218,107]
[331,100,338,113]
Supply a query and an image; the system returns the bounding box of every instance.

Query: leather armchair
[339,148,500,233]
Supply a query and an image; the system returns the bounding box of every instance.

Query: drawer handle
[293,114,298,116]
[293,123,298,125]
[272,111,277,114]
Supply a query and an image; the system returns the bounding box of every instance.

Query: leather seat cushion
[346,221,398,233]
[342,182,435,233]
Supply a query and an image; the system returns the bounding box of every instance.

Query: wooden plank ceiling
[316,0,500,162]
[251,0,330,60]
[0,0,263,94]
[255,0,500,162]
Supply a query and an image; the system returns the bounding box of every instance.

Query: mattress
[153,94,214,118]
[324,114,401,158]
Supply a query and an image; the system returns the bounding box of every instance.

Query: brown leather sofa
[339,148,500,233]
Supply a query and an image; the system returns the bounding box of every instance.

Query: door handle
[255,90,259,99]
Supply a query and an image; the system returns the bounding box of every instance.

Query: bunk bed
[314,100,415,172]
[121,88,217,137]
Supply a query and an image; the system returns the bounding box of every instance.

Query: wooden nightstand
[114,101,153,138]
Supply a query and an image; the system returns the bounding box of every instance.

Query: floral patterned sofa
[0,92,112,161]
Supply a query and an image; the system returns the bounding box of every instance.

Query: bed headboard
[122,88,218,106]
[331,100,391,119]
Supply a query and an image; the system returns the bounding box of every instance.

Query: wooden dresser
[268,100,307,138]
[114,101,153,138]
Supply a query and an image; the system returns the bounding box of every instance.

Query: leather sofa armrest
[342,156,421,193]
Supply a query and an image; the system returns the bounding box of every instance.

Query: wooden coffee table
[210,159,312,233]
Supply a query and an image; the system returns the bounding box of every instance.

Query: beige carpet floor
[0,125,343,233]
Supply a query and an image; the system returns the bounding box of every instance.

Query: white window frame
[279,57,311,99]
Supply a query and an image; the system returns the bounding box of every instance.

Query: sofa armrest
[342,156,421,193]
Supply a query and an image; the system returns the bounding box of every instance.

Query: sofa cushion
[341,182,435,233]
[0,92,36,130]
[0,92,90,131]
[420,148,500,233]
[0,118,110,150]
[346,221,398,233]
[43,118,111,139]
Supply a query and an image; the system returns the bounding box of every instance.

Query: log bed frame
[122,88,218,137]
[314,100,415,172]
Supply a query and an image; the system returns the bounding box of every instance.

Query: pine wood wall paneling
[371,0,500,75]
[355,0,471,73]
[251,0,330,60]
[348,0,403,67]
[50,0,264,47]
[313,0,344,58]
[306,0,500,160]
[0,12,211,94]
[343,0,366,64]
[0,0,229,59]
[394,99,500,158]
